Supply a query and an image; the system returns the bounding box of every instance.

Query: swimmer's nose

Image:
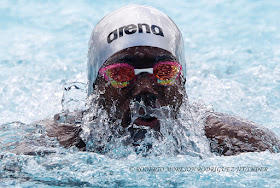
[134,93,157,107]
[132,73,158,107]
[132,73,158,96]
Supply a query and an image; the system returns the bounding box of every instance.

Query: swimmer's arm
[204,112,280,156]
[2,120,61,156]
[39,112,86,151]
[1,114,85,156]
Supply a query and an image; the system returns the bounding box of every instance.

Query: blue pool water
[1,0,280,187]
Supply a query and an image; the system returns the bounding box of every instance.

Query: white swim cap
[88,5,186,95]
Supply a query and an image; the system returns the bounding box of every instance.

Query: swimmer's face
[95,46,186,140]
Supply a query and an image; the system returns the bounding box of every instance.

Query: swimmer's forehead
[103,47,178,68]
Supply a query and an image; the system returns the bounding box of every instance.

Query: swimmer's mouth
[133,116,160,131]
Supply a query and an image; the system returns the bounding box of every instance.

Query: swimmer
[41,5,279,156]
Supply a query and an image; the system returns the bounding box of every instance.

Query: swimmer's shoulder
[39,111,86,151]
[205,112,280,156]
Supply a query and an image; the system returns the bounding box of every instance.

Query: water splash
[80,86,214,158]
[61,82,87,112]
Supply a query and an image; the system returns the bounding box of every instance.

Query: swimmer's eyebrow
[105,54,134,64]
[156,54,177,62]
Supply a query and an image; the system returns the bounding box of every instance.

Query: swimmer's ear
[180,74,186,85]
[183,77,186,85]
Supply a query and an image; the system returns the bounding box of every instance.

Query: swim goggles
[99,61,182,88]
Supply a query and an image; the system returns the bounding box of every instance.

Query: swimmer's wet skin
[39,5,280,156]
